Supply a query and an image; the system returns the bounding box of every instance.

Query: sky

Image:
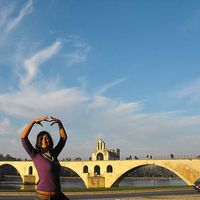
[1,0,200,160]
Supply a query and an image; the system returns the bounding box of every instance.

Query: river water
[0,177,186,191]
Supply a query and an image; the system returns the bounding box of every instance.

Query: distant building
[92,139,120,161]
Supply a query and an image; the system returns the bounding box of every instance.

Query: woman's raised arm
[50,116,68,140]
[21,116,49,138]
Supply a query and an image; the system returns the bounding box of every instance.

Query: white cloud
[0,117,13,135]
[64,38,91,66]
[6,0,33,32]
[0,86,87,118]
[0,0,33,49]
[21,40,61,86]
[171,115,200,128]
[170,78,200,102]
[1,62,200,158]
[0,3,14,28]
[77,76,89,89]
[95,77,127,95]
[0,80,200,158]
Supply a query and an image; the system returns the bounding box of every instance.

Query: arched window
[107,165,113,173]
[28,166,33,175]
[97,153,104,160]
[83,165,88,173]
[94,165,100,175]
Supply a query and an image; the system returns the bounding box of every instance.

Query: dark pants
[35,192,69,200]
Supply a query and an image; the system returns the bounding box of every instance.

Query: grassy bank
[62,185,192,192]
[60,176,181,180]
[0,185,192,193]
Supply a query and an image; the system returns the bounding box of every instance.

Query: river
[0,176,186,191]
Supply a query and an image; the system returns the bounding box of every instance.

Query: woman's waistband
[36,190,60,200]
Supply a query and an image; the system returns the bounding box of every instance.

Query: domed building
[92,139,120,161]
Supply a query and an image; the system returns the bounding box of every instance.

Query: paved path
[0,188,199,200]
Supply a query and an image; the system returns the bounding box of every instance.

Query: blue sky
[1,0,200,159]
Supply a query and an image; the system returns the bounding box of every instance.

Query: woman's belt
[36,190,58,200]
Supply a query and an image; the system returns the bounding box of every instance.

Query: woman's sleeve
[21,137,36,159]
[53,137,66,158]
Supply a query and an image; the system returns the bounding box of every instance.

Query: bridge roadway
[1,159,200,188]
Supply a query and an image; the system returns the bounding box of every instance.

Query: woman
[21,116,69,200]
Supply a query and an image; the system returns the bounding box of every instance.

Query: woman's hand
[33,116,49,127]
[49,116,62,126]
[21,116,48,139]
[50,116,67,140]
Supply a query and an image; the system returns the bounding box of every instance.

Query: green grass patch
[62,185,192,192]
[0,185,192,193]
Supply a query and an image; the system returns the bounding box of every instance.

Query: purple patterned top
[21,137,66,192]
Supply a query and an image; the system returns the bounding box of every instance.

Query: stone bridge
[1,159,200,188]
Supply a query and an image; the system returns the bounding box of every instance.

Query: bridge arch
[0,163,23,182]
[153,163,192,185]
[110,163,188,187]
[60,163,88,187]
[0,161,37,184]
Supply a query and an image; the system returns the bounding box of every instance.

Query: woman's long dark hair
[35,131,54,153]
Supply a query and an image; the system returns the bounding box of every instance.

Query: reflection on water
[119,178,186,187]
[61,178,85,189]
[0,177,186,191]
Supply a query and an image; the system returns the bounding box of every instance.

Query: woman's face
[41,134,51,149]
